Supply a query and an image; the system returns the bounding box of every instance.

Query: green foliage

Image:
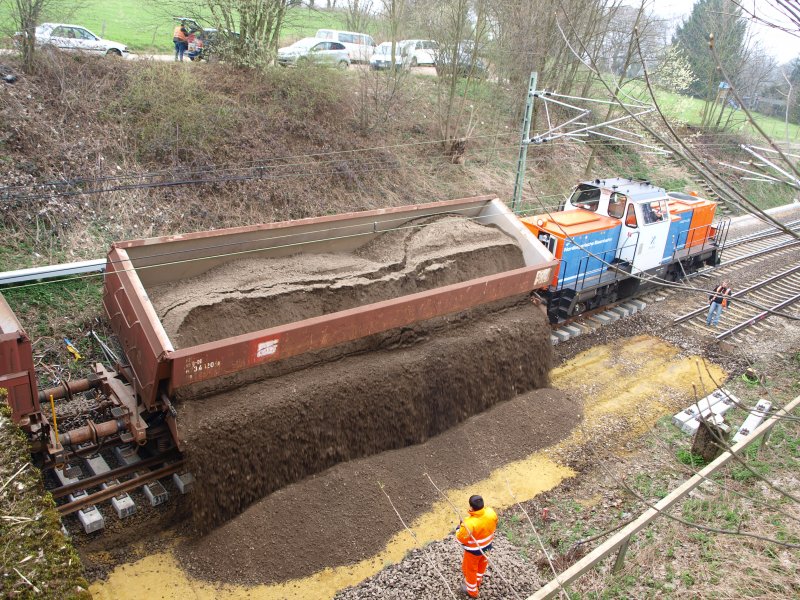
[2,278,103,342]
[5,3,350,53]
[631,473,669,499]
[0,405,91,599]
[103,63,237,162]
[672,0,747,100]
[676,447,707,468]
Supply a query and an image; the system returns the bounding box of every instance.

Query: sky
[629,0,799,64]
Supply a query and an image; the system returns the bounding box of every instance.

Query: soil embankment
[178,302,554,532]
[176,385,579,585]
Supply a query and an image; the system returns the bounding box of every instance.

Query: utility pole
[511,71,538,212]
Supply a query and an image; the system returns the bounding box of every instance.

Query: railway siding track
[673,261,800,344]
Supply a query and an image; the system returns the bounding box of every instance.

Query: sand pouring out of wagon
[101,196,560,528]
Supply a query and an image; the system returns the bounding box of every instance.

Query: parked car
[435,41,487,78]
[277,38,350,68]
[399,39,438,66]
[315,29,376,63]
[16,23,128,57]
[369,41,407,70]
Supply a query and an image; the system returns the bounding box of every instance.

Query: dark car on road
[435,41,487,78]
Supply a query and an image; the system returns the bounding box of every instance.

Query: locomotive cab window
[568,184,601,212]
[641,199,667,225]
[608,192,627,219]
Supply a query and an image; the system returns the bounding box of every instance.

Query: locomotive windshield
[569,184,601,212]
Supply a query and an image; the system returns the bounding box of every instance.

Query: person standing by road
[706,280,732,327]
[455,495,498,598]
[173,21,189,62]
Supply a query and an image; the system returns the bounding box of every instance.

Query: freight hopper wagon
[522,179,730,322]
[1,197,558,484]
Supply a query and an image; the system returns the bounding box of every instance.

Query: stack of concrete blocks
[84,454,136,519]
[672,388,739,435]
[113,444,170,507]
[732,399,772,443]
[54,464,105,533]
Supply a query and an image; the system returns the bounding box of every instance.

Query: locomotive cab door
[617,198,671,272]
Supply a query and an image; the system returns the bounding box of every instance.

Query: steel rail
[673,262,800,324]
[723,218,800,249]
[56,460,185,516]
[50,450,181,499]
[718,238,800,268]
[716,289,800,341]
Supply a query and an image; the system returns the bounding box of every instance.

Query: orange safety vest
[456,507,498,555]
[173,25,188,41]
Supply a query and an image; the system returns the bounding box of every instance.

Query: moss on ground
[0,403,91,599]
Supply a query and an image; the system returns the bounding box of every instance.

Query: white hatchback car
[23,23,129,57]
[399,39,438,67]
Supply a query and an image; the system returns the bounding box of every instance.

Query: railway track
[673,261,800,344]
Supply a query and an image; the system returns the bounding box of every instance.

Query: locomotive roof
[581,178,666,202]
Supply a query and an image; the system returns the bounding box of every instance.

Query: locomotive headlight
[537,218,544,227]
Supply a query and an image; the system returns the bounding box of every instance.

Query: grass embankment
[0,51,795,274]
[620,80,800,142]
[503,352,800,598]
[0,2,351,53]
[0,404,91,599]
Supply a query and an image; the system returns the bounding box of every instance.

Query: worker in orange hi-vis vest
[455,495,498,597]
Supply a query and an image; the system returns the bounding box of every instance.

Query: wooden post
[691,419,729,463]
[612,536,630,574]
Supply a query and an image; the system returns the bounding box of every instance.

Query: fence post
[612,536,631,574]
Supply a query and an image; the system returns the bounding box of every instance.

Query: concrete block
[550,334,559,346]
[681,413,725,435]
[84,454,111,477]
[552,329,570,343]
[113,444,141,466]
[673,389,729,431]
[143,480,169,507]
[562,324,582,338]
[110,493,137,519]
[627,299,647,311]
[54,465,80,487]
[601,309,620,322]
[591,313,613,326]
[733,400,772,443]
[99,479,136,519]
[76,506,105,534]
[609,305,631,318]
[173,472,195,494]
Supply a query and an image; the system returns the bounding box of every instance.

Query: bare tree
[345,0,373,32]
[3,0,72,72]
[419,0,490,159]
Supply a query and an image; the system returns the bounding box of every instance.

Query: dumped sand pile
[178,302,553,532]
[176,385,580,585]
[149,215,526,348]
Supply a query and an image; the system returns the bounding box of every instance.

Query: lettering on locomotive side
[563,237,613,252]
